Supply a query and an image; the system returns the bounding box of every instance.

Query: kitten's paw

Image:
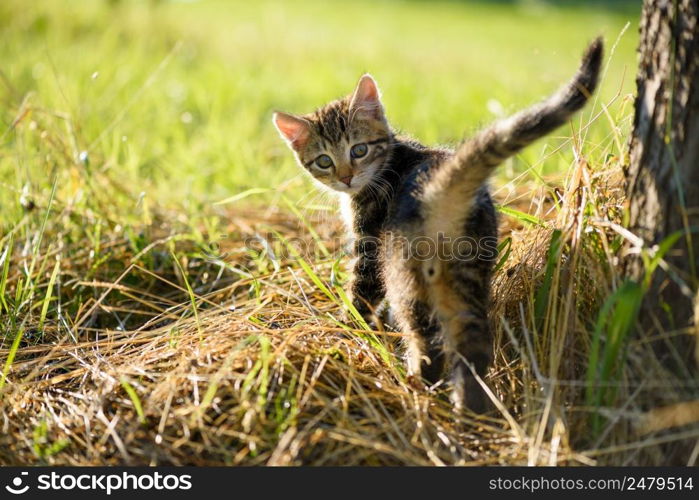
[406,373,428,391]
[450,367,494,415]
[342,301,369,323]
[343,295,379,328]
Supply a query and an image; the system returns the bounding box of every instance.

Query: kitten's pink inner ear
[273,112,310,149]
[350,74,383,117]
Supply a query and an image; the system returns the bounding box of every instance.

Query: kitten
[273,39,603,412]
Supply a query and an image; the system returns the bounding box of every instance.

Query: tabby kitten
[274,39,603,412]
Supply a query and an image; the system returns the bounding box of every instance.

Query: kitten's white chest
[339,194,354,232]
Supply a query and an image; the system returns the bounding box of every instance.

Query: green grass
[0,0,637,227]
[0,0,638,338]
[6,0,696,467]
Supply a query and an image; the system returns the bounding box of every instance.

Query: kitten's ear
[273,111,311,150]
[350,74,384,119]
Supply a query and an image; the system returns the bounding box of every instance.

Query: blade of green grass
[496,204,547,227]
[0,326,24,392]
[38,259,60,332]
[274,230,337,303]
[534,229,562,331]
[282,195,330,258]
[20,177,58,310]
[170,251,203,342]
[494,236,512,273]
[214,187,270,205]
[585,279,643,434]
[332,283,395,369]
[0,236,11,314]
[120,377,146,425]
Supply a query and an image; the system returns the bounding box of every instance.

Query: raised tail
[422,38,603,237]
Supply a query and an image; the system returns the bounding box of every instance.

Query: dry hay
[1,173,698,466]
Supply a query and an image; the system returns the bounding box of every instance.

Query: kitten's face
[274,75,391,196]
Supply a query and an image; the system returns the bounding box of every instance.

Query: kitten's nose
[340,175,353,187]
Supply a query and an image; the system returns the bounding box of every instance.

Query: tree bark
[626,0,699,365]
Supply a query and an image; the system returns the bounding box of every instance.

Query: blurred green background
[0,0,639,231]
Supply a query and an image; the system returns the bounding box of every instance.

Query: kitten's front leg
[346,235,385,324]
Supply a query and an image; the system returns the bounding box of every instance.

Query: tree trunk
[626,0,699,365]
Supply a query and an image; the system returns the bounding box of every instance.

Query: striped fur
[274,39,603,412]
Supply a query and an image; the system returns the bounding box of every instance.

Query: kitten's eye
[315,154,334,169]
[350,143,368,159]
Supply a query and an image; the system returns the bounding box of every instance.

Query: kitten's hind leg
[427,261,493,413]
[400,299,444,386]
[384,251,444,386]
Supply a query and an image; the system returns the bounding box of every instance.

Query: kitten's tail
[422,38,603,236]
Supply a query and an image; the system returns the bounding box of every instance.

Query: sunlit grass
[0,0,637,226]
[3,0,696,467]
